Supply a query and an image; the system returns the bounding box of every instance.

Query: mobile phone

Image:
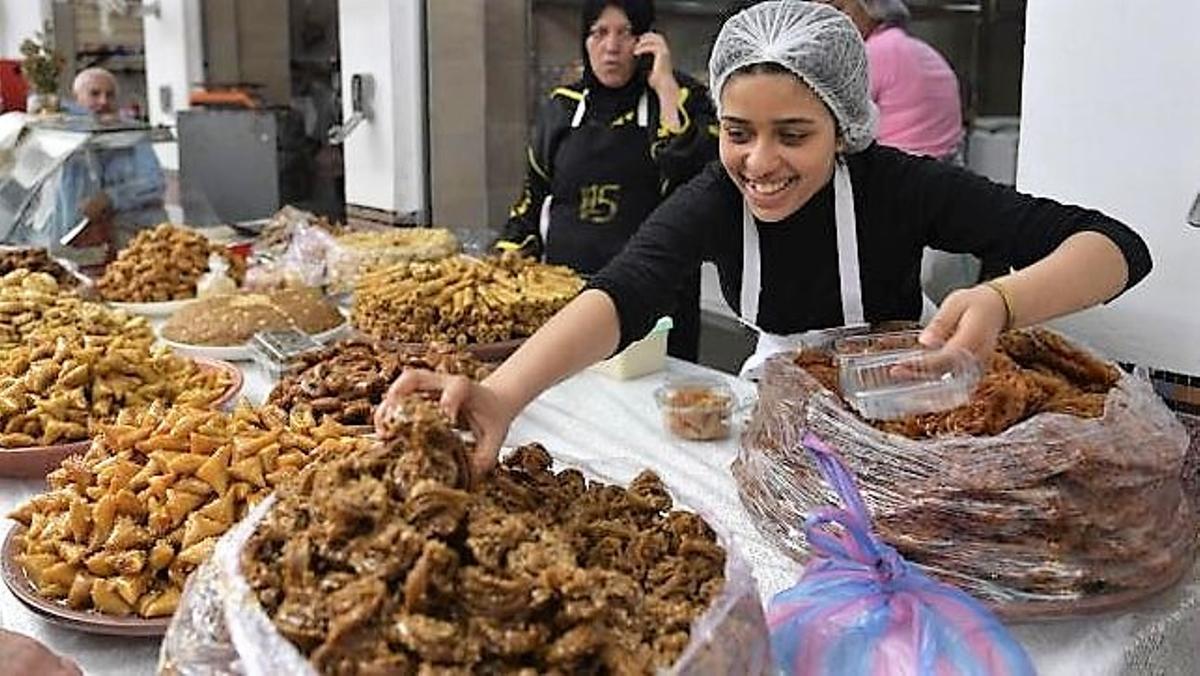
[636,53,654,77]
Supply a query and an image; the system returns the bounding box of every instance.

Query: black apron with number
[545,95,663,275]
[544,91,701,360]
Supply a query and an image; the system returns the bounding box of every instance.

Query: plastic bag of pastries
[733,327,1197,618]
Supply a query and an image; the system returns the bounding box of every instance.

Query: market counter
[1,358,1197,675]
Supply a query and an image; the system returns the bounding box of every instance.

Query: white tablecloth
[1,357,1196,675]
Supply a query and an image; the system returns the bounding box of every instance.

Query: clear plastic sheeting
[159,459,772,675]
[734,339,1197,619]
[1010,556,1200,676]
[0,121,88,243]
[244,216,461,296]
[243,219,337,292]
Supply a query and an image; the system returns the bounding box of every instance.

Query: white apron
[738,158,865,379]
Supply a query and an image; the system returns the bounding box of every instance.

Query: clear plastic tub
[654,378,736,441]
[835,330,982,421]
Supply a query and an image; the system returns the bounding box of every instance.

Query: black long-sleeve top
[590,143,1153,351]
[497,71,718,256]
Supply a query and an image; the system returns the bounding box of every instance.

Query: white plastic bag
[196,252,238,298]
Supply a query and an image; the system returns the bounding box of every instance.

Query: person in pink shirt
[827,0,976,301]
[826,0,964,160]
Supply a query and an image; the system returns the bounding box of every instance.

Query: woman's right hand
[919,283,1010,358]
[374,369,517,479]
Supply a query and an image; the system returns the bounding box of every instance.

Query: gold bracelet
[983,279,1015,330]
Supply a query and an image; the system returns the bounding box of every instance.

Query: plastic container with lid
[654,377,736,441]
[834,330,982,421]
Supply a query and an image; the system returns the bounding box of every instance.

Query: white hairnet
[708,0,876,153]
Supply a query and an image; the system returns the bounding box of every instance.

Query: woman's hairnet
[708,0,876,153]
[860,0,910,26]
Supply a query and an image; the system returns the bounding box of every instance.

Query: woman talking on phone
[494,0,717,361]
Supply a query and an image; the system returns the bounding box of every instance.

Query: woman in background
[495,0,718,360]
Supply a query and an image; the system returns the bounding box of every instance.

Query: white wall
[427,0,487,229]
[337,0,427,219]
[1018,0,1200,374]
[141,0,203,171]
[0,0,52,58]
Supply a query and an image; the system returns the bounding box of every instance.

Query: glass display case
[0,114,166,262]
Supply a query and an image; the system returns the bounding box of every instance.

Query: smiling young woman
[718,64,839,222]
[377,0,1150,479]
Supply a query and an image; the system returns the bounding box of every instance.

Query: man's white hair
[72,67,118,96]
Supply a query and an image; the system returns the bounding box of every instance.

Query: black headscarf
[579,0,656,121]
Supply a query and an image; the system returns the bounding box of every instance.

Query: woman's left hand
[634,32,677,94]
[919,284,1009,358]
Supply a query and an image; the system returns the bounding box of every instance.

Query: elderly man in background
[43,67,167,253]
[70,66,120,118]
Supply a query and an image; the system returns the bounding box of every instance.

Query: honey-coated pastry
[267,340,491,425]
[798,327,1123,440]
[243,399,726,674]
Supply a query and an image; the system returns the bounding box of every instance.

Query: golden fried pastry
[8,401,373,618]
[0,248,80,288]
[0,270,151,350]
[0,329,230,448]
[97,224,247,302]
[352,252,583,346]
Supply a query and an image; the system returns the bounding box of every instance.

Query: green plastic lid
[649,316,674,335]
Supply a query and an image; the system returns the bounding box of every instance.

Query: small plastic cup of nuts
[654,378,736,441]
